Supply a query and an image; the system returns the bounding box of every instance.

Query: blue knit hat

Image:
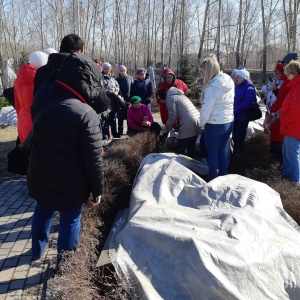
[281,52,299,64]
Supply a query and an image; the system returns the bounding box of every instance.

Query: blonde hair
[199,57,220,102]
[284,60,300,76]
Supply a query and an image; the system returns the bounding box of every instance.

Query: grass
[46,131,300,298]
[0,97,10,110]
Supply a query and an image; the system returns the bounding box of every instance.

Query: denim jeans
[232,120,249,153]
[282,135,300,182]
[31,203,83,261]
[204,122,233,180]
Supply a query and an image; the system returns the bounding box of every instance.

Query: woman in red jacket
[156,68,188,125]
[280,60,300,183]
[14,51,48,142]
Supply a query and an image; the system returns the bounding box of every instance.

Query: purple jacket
[234,80,256,121]
[127,104,154,131]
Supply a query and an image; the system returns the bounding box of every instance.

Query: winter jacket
[102,72,120,94]
[27,53,106,211]
[269,78,290,142]
[162,87,201,139]
[262,77,284,113]
[116,75,134,102]
[157,68,188,124]
[34,52,70,95]
[280,74,300,139]
[127,104,154,132]
[200,72,234,127]
[130,77,154,105]
[234,79,256,121]
[14,64,37,142]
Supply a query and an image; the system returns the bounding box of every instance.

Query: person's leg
[150,122,162,136]
[31,203,57,259]
[232,120,249,153]
[204,124,222,180]
[101,116,109,139]
[109,111,119,137]
[218,122,233,176]
[57,204,83,263]
[176,138,188,155]
[270,141,283,163]
[186,135,198,158]
[282,136,300,182]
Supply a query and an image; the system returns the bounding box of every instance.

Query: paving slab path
[0,175,58,300]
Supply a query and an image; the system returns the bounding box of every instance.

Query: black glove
[173,124,180,132]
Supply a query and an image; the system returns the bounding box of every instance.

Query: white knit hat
[102,62,112,69]
[29,51,48,68]
[235,69,250,80]
[43,48,57,55]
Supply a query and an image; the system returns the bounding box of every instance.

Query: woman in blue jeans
[199,57,235,180]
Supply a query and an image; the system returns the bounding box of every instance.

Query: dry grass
[47,132,158,299]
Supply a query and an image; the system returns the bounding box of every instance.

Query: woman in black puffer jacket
[28,53,109,262]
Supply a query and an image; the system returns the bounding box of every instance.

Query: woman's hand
[88,193,101,206]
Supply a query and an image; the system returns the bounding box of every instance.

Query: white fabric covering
[112,153,300,300]
[0,106,17,125]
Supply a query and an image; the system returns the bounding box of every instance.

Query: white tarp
[0,106,17,125]
[111,153,300,300]
[2,58,16,89]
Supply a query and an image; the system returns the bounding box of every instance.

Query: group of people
[10,31,300,267]
[261,52,300,183]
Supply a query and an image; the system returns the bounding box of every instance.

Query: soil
[0,125,18,181]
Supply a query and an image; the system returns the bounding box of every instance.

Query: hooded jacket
[157,68,188,124]
[14,64,37,142]
[200,72,234,127]
[130,76,154,105]
[162,87,201,139]
[280,74,300,139]
[27,53,108,211]
[233,79,256,122]
[269,78,290,142]
[33,52,70,95]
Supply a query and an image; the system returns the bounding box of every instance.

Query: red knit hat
[275,62,284,74]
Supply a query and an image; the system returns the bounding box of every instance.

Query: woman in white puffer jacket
[199,57,235,180]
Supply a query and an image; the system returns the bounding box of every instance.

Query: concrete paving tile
[4,232,19,243]
[0,233,8,240]
[14,207,29,214]
[10,200,23,209]
[5,289,23,299]
[0,206,9,215]
[11,240,27,252]
[6,251,22,259]
[18,255,32,265]
[12,270,28,280]
[3,258,18,268]
[2,222,16,230]
[0,242,14,249]
[18,232,31,240]
[15,263,30,272]
[26,271,42,285]
[0,284,9,294]
[0,267,15,282]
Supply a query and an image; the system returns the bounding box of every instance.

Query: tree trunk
[197,0,210,65]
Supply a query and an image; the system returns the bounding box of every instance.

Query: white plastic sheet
[0,106,17,125]
[112,153,300,300]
